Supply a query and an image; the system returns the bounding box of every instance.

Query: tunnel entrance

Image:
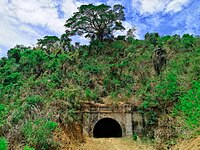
[93,118,122,138]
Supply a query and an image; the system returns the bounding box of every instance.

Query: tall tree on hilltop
[37,36,61,54]
[65,4,125,42]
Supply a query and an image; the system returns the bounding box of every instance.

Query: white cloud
[7,0,65,34]
[132,0,191,14]
[0,0,197,58]
[171,1,200,35]
[0,16,35,48]
[114,21,141,39]
[19,25,40,37]
[61,0,83,18]
[141,0,169,14]
[0,0,83,57]
[165,0,190,13]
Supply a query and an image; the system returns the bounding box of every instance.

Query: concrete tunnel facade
[80,102,145,138]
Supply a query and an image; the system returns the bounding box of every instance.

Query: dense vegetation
[0,3,200,150]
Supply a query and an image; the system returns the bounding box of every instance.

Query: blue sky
[0,0,199,57]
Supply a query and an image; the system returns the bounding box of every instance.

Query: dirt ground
[78,137,154,150]
[54,129,154,150]
[172,136,200,150]
[54,126,200,150]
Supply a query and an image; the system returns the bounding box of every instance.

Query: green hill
[0,34,200,149]
[0,3,200,149]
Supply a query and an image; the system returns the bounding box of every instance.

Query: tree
[7,45,30,63]
[65,4,125,42]
[126,27,136,41]
[60,33,72,52]
[37,36,60,54]
[152,46,167,75]
[126,27,136,38]
[145,32,159,46]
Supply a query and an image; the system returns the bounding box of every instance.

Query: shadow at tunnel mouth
[93,118,122,138]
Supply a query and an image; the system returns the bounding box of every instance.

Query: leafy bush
[23,145,35,150]
[0,104,5,112]
[0,105,8,127]
[175,80,200,129]
[22,118,57,149]
[155,73,179,102]
[111,41,126,51]
[11,108,25,125]
[0,137,8,150]
[132,133,138,141]
[83,64,101,74]
[26,95,43,107]
[3,72,22,86]
[85,89,98,101]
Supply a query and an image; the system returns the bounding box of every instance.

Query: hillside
[0,33,200,149]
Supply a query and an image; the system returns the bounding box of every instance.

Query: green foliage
[23,145,35,150]
[155,73,178,102]
[65,4,125,41]
[11,107,25,125]
[0,104,5,112]
[85,89,98,101]
[181,34,196,50]
[37,36,60,54]
[132,133,138,141]
[111,41,126,51]
[175,80,200,129]
[3,72,22,86]
[7,45,30,63]
[0,137,8,150]
[19,49,49,77]
[83,64,101,74]
[145,32,159,45]
[26,95,43,107]
[51,86,82,121]
[1,4,200,145]
[0,104,9,127]
[140,72,179,111]
[22,119,57,150]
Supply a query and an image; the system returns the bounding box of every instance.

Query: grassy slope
[0,35,200,149]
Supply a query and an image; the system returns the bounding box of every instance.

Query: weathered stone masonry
[80,102,145,137]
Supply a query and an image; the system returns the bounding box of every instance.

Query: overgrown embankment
[0,34,200,149]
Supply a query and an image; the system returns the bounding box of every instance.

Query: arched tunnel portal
[93,118,122,138]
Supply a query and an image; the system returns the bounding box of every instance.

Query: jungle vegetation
[0,3,200,150]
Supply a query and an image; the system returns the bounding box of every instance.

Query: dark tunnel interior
[93,118,122,138]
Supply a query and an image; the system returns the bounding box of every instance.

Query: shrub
[155,73,179,102]
[26,95,43,107]
[3,72,22,86]
[85,89,98,101]
[0,137,8,150]
[0,104,5,112]
[11,108,25,125]
[132,133,138,141]
[175,80,200,129]
[23,145,35,150]
[22,118,57,149]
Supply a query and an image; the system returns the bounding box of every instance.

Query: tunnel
[93,118,122,138]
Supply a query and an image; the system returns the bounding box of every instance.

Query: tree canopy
[1,2,200,149]
[65,4,125,41]
[37,36,60,51]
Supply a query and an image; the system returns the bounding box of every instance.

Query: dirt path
[54,127,154,150]
[172,136,200,150]
[78,137,154,150]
